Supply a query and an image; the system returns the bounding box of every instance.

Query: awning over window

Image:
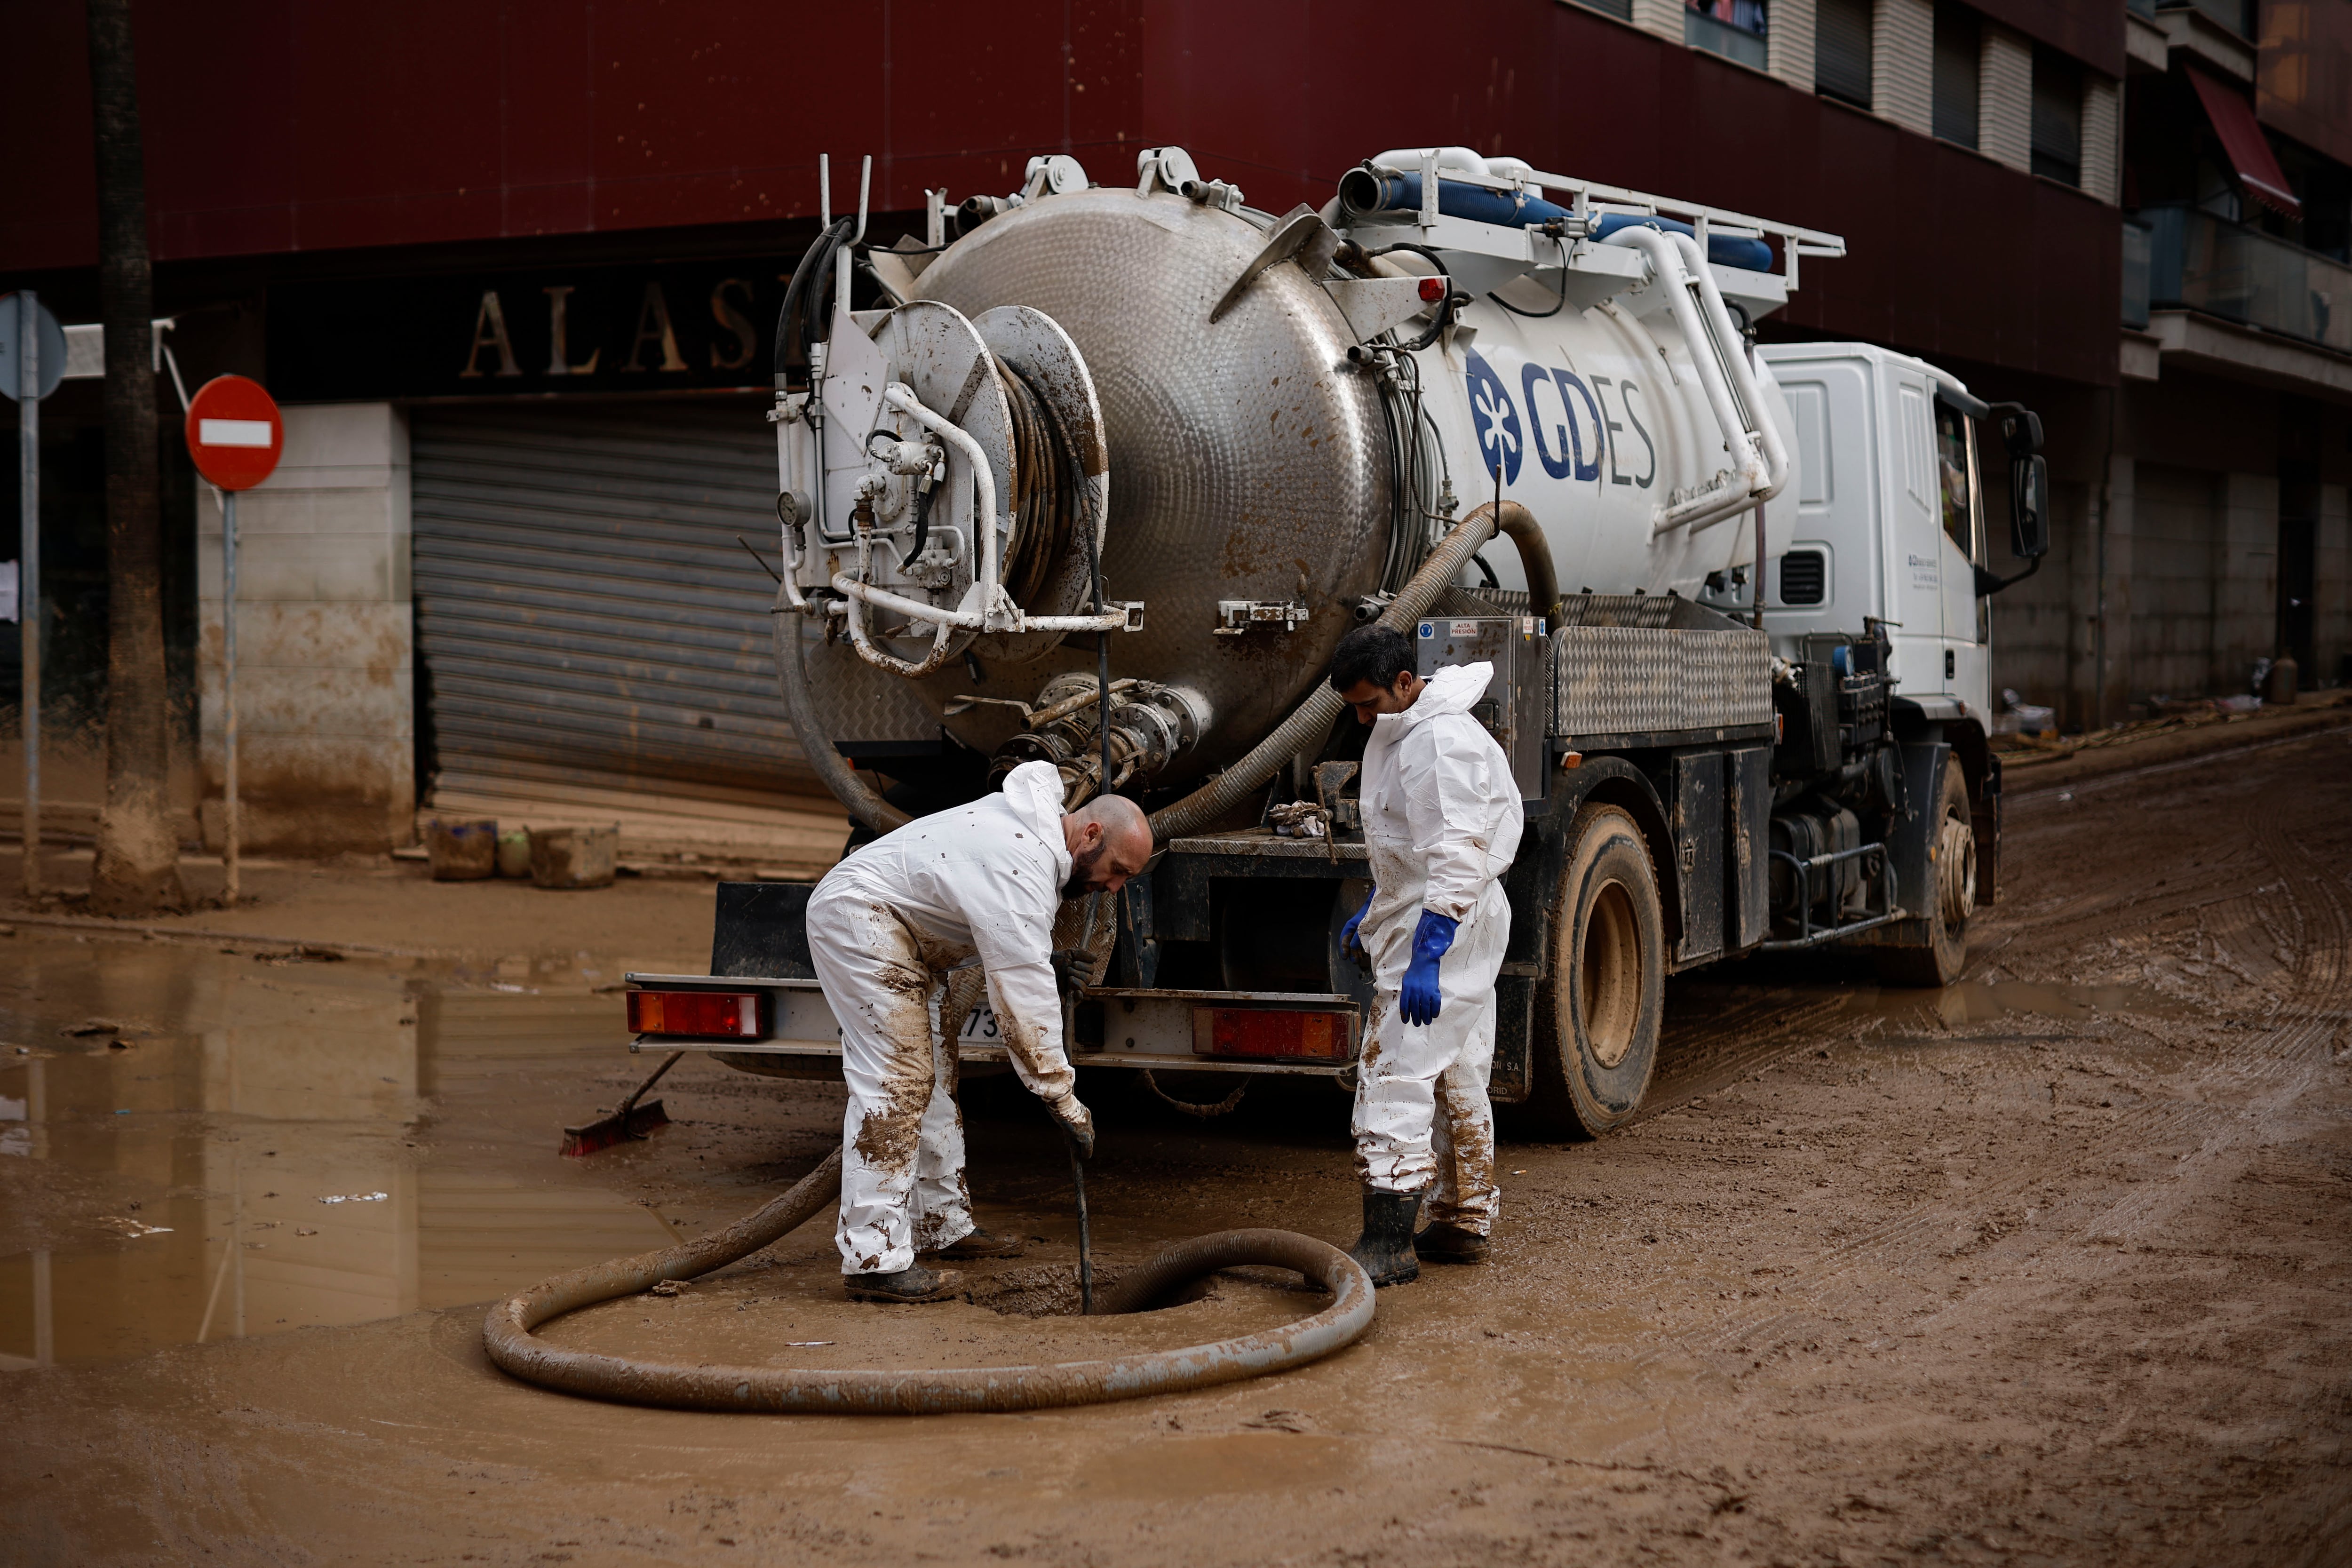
[2189,66,2301,219]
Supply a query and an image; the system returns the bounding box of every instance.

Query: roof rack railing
[1362,158,1848,291]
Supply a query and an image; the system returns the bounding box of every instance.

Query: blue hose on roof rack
[1335,168,1776,272]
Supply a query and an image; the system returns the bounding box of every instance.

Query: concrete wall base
[198,404,414,855]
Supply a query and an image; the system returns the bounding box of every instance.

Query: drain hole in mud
[964,1264,1147,1318]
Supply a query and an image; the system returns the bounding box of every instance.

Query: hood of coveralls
[999,760,1072,856]
[1382,661,1494,736]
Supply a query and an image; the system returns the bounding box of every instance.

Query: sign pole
[182,374,282,907]
[17,291,38,901]
[222,488,238,904]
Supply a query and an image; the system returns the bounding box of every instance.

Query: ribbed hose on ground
[483,1147,1375,1414]
[1148,500,1556,844]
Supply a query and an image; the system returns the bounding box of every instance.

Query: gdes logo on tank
[1464,348,1653,492]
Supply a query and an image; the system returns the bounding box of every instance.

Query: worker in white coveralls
[805,761,1154,1302]
[1327,624,1523,1286]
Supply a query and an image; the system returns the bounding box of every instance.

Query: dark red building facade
[3,0,2345,850]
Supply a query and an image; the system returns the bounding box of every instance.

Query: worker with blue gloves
[1328,624,1523,1286]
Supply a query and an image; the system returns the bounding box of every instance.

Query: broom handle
[620,1051,686,1117]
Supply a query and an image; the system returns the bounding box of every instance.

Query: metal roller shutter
[411,399,815,804]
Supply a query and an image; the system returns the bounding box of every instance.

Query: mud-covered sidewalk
[5,715,2350,1566]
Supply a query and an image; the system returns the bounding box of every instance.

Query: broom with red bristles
[561,1051,684,1157]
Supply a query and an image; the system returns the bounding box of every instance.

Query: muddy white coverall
[1355,660,1523,1236]
[806,762,1078,1276]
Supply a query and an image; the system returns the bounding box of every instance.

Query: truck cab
[1758,342,1996,727]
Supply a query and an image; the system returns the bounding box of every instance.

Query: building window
[2031,46,2083,186]
[1574,0,1634,17]
[1687,0,1768,70]
[1816,0,1874,109]
[1932,2,1980,148]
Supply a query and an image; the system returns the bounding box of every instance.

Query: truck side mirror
[2009,453,2049,560]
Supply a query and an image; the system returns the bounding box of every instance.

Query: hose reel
[773,271,1136,679]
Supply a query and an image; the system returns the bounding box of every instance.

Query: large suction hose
[1479,500,1560,624]
[773,594,912,836]
[483,1146,1375,1414]
[1148,501,1556,844]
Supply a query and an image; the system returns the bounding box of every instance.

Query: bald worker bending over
[807,762,1153,1303]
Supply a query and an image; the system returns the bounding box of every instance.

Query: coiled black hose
[995,355,1077,609]
[482,1148,1375,1414]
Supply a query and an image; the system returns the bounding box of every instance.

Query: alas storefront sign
[267,258,792,401]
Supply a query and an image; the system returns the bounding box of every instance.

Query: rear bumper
[623,974,1362,1077]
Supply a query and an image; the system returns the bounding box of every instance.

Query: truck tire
[1528,804,1664,1138]
[1873,756,1974,987]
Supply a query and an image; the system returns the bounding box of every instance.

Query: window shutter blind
[2030,47,2083,185]
[1816,0,1874,108]
[1932,2,1980,147]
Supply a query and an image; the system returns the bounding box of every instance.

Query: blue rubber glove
[1339,889,1374,958]
[1398,910,1458,1027]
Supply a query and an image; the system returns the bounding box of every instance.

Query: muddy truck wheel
[1527,803,1664,1138]
[1874,756,1975,988]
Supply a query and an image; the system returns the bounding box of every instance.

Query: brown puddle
[0,936,672,1369]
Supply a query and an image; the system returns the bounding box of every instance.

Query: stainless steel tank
[798,186,1393,786]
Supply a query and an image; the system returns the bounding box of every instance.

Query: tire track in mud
[2001,718,2352,805]
[1979,853,2270,958]
[2070,786,2351,1250]
[1675,741,2348,1363]
[1645,990,1857,1112]
[1991,738,2297,954]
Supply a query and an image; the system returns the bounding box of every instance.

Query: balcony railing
[1685,4,1767,70]
[2137,204,2352,355]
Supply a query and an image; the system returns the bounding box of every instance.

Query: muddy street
[5,721,2350,1567]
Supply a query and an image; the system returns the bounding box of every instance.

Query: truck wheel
[1529,804,1664,1138]
[1873,756,1974,988]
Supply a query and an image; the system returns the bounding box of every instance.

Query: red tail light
[1417,276,1446,302]
[1192,1008,1351,1061]
[627,989,767,1039]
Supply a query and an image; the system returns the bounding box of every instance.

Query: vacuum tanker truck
[620,145,2051,1136]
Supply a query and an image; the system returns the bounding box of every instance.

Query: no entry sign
[184,374,284,491]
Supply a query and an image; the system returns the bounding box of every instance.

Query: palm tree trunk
[85,0,184,915]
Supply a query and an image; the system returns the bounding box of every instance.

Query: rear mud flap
[713,882,818,979]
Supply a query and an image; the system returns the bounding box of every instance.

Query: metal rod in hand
[1067,1132,1094,1316]
[18,291,40,900]
[222,488,239,905]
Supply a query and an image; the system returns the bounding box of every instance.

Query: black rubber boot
[1345,1187,1424,1287]
[843,1264,962,1304]
[1413,1220,1491,1265]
